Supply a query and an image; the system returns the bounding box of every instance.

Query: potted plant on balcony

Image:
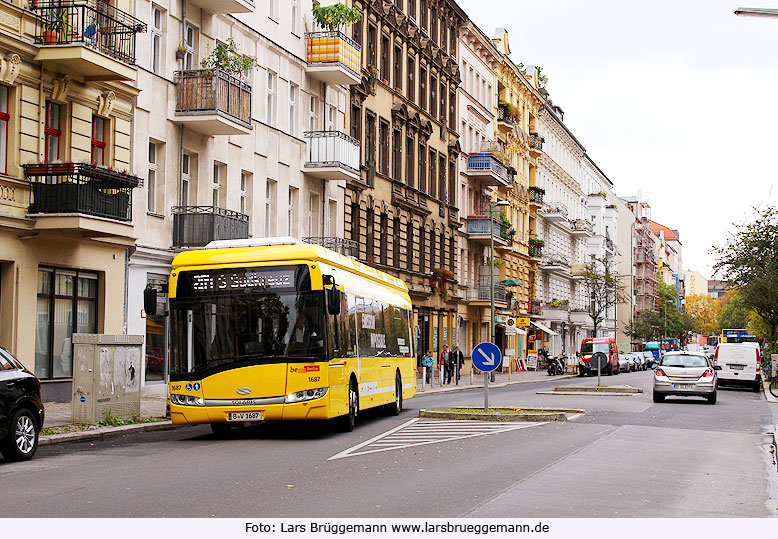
[176,43,187,60]
[42,9,69,44]
[200,38,259,79]
[311,3,362,32]
[529,237,545,246]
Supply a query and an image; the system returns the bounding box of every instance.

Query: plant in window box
[529,237,545,246]
[431,267,455,281]
[175,44,187,60]
[200,38,260,79]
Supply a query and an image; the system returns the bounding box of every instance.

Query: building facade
[683,269,708,298]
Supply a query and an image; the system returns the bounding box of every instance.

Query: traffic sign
[505,318,517,335]
[472,342,501,373]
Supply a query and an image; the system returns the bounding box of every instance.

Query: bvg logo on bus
[289,365,320,373]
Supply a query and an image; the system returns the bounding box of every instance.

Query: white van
[714,343,762,391]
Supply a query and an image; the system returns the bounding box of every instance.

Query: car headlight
[285,387,328,403]
[170,393,205,406]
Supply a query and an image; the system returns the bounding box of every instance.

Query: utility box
[72,334,143,424]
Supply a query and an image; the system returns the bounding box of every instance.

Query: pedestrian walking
[440,345,451,384]
[422,350,434,385]
[453,346,464,382]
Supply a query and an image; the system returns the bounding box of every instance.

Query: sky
[457,0,778,280]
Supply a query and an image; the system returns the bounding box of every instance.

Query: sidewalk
[38,369,572,446]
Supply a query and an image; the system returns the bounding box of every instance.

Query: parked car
[578,338,619,376]
[714,343,762,392]
[624,353,637,372]
[0,348,44,461]
[642,351,656,369]
[618,354,631,373]
[653,351,720,404]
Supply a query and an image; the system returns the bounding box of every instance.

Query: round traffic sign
[471,342,502,373]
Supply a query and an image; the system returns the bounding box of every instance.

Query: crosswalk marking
[328,417,546,460]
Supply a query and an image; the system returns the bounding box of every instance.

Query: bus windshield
[169,265,326,380]
[580,342,609,354]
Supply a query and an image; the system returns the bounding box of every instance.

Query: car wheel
[340,379,359,432]
[614,365,620,375]
[653,392,665,403]
[0,408,39,461]
[707,392,717,405]
[753,378,762,393]
[388,372,403,416]
[210,422,232,437]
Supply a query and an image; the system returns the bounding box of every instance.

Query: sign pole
[484,372,489,411]
[472,342,500,413]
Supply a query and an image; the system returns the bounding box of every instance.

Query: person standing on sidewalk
[422,350,434,385]
[440,345,451,384]
[453,346,464,382]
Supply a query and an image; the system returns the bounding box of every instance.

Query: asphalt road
[1,370,776,518]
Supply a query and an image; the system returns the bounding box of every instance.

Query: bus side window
[342,293,357,358]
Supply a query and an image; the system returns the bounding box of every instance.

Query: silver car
[653,352,720,404]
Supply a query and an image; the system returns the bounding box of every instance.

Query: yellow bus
[165,238,416,434]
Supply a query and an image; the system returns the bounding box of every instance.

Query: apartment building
[344,0,467,361]
[127,0,354,388]
[534,100,593,355]
[0,0,146,400]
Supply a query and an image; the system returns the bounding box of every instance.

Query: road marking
[328,418,545,460]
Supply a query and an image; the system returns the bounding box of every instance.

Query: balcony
[527,300,542,316]
[32,0,146,82]
[174,69,252,136]
[570,309,592,326]
[529,132,544,154]
[172,206,249,248]
[466,152,510,187]
[303,131,360,181]
[302,237,358,258]
[529,186,545,206]
[538,202,569,223]
[496,103,516,131]
[528,241,543,259]
[571,263,586,281]
[463,284,507,304]
[570,218,594,237]
[541,303,569,322]
[305,31,361,86]
[605,237,615,253]
[185,0,254,14]
[464,216,510,246]
[539,254,571,276]
[23,162,139,238]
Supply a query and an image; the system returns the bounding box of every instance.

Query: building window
[151,5,163,74]
[405,135,414,187]
[147,142,158,213]
[408,0,416,21]
[406,220,414,270]
[365,112,376,169]
[392,128,402,181]
[380,212,388,265]
[309,95,318,132]
[438,154,446,203]
[91,116,106,165]
[266,179,277,235]
[289,82,298,136]
[439,82,446,123]
[328,199,337,236]
[449,89,456,126]
[309,191,321,237]
[368,24,377,67]
[266,71,276,126]
[430,6,437,44]
[429,75,437,118]
[420,0,428,30]
[35,268,98,379]
[240,171,250,215]
[291,0,299,35]
[428,148,436,199]
[365,207,374,261]
[183,24,197,70]
[326,103,335,131]
[350,104,361,141]
[379,120,389,175]
[393,45,402,90]
[407,56,415,101]
[393,217,401,267]
[212,162,223,207]
[418,142,426,193]
[0,86,9,174]
[288,187,298,236]
[380,35,390,81]
[419,224,426,272]
[419,65,427,110]
[44,102,61,163]
[268,0,278,21]
[181,152,191,206]
[350,202,360,242]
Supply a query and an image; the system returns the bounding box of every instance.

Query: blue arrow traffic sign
[471,342,501,373]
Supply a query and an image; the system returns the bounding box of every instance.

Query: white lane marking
[328,419,545,460]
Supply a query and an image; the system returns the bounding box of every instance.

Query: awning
[500,279,523,287]
[531,321,559,336]
[516,328,527,336]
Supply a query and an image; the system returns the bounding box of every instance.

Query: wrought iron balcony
[32,0,146,81]
[464,284,507,303]
[529,132,544,152]
[605,237,615,252]
[464,216,509,246]
[528,300,542,315]
[529,242,543,258]
[497,103,516,125]
[172,206,249,248]
[306,31,361,86]
[303,131,360,181]
[174,69,252,135]
[529,186,545,205]
[466,150,510,187]
[23,162,140,222]
[302,237,358,258]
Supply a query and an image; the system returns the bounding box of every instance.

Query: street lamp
[490,200,511,383]
[735,7,778,18]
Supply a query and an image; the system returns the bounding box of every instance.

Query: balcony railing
[497,103,516,125]
[529,132,544,151]
[302,237,358,258]
[23,162,140,221]
[172,206,249,248]
[305,31,361,83]
[541,254,571,268]
[605,238,615,252]
[467,153,508,183]
[175,69,252,129]
[33,0,146,65]
[529,186,545,204]
[465,216,508,238]
[529,242,543,258]
[571,218,594,234]
[528,300,542,315]
[465,285,507,303]
[304,131,360,175]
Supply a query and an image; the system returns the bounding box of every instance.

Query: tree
[580,256,628,337]
[623,310,662,342]
[717,290,750,331]
[311,3,361,32]
[713,205,778,342]
[657,280,692,342]
[685,294,720,335]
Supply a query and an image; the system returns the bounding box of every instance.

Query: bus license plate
[672,384,693,390]
[228,412,262,421]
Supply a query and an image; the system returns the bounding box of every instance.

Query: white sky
[457,0,778,279]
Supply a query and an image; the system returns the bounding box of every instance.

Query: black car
[0,348,44,461]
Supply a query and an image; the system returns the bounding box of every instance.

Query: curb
[551,385,642,394]
[39,420,177,447]
[415,374,577,395]
[420,409,568,422]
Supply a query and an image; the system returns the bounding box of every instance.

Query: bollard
[470,367,473,386]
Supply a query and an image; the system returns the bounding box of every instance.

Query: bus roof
[171,241,409,295]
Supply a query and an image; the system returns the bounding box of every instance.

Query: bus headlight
[285,387,328,403]
[170,394,205,406]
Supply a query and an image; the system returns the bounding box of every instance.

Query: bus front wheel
[210,422,232,437]
[387,372,403,416]
[340,380,359,432]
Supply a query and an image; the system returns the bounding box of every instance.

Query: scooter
[547,355,566,376]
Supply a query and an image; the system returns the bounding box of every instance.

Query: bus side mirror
[327,286,341,316]
[144,286,157,317]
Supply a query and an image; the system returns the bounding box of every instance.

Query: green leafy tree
[657,280,691,342]
[200,38,260,75]
[581,256,628,337]
[623,310,662,342]
[312,3,361,32]
[717,290,750,331]
[713,206,778,342]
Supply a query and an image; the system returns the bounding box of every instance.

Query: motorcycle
[547,355,566,376]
